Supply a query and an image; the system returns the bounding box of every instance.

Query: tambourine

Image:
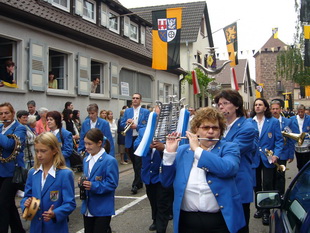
[22,197,40,221]
[0,134,22,163]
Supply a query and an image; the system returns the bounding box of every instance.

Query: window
[49,50,68,89]
[0,37,17,84]
[91,61,104,94]
[119,69,152,101]
[109,11,119,33]
[130,22,139,42]
[164,84,171,103]
[51,0,70,12]
[83,0,96,23]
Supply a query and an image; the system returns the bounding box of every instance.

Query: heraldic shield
[158,18,177,42]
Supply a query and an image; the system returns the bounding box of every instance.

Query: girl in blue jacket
[80,128,119,233]
[21,132,76,233]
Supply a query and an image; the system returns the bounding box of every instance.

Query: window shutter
[101,3,108,27]
[158,81,164,102]
[141,26,145,45]
[124,16,130,37]
[110,62,119,98]
[77,53,90,95]
[28,40,46,91]
[75,0,83,16]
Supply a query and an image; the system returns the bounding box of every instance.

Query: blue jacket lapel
[41,171,56,198]
[183,148,194,179]
[260,118,270,139]
[33,171,42,198]
[89,155,105,179]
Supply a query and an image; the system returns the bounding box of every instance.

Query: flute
[166,136,220,141]
[0,120,12,123]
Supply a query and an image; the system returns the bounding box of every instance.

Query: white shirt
[223,117,239,138]
[132,106,141,137]
[90,119,97,129]
[33,165,56,190]
[297,115,305,133]
[253,115,265,137]
[51,128,60,136]
[1,120,16,134]
[278,115,282,129]
[163,146,220,212]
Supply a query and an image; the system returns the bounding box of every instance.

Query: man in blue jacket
[270,100,294,195]
[289,104,310,171]
[78,103,115,157]
[250,98,284,225]
[121,93,149,194]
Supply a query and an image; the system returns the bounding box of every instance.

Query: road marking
[76,194,147,233]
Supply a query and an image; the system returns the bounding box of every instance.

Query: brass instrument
[121,118,135,136]
[22,197,40,221]
[282,131,306,147]
[0,134,22,163]
[262,148,288,172]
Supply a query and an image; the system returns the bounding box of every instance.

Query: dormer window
[109,11,120,33]
[130,22,139,42]
[82,0,96,23]
[51,0,70,12]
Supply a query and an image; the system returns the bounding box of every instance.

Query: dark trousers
[254,160,275,214]
[237,203,250,233]
[128,136,142,188]
[295,151,310,171]
[83,215,111,233]
[274,159,287,195]
[145,182,174,233]
[179,210,229,233]
[0,177,25,233]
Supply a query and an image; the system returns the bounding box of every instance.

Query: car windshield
[284,162,310,231]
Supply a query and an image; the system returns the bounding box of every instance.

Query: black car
[256,161,310,233]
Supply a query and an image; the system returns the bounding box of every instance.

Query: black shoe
[254,209,263,218]
[149,222,156,231]
[262,213,270,225]
[137,183,143,189]
[131,186,138,194]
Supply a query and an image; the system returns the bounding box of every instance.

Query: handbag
[69,149,83,167]
[12,165,28,191]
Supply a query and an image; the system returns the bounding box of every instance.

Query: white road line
[76,194,147,233]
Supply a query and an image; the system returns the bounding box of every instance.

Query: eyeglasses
[132,97,140,100]
[216,101,231,107]
[199,126,220,131]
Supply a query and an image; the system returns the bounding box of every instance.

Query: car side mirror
[255,191,282,209]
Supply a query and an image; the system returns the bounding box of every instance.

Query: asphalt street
[16,157,299,233]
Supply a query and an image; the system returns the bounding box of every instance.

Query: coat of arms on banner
[158,18,177,42]
[50,191,59,201]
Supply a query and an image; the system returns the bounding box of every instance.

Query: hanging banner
[223,22,238,67]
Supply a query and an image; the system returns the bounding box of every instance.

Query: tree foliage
[276,0,310,86]
[183,68,214,97]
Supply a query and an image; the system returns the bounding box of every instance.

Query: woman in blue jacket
[160,107,245,233]
[80,128,119,233]
[46,111,73,167]
[21,132,76,233]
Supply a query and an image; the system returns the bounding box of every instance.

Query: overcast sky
[119,0,298,79]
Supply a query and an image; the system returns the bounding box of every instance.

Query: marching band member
[270,100,294,195]
[121,93,149,194]
[250,98,283,225]
[0,102,26,233]
[214,90,257,233]
[289,104,310,171]
[21,132,76,233]
[80,128,118,233]
[160,107,245,233]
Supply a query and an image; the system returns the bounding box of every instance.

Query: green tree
[276,0,310,86]
[183,68,214,97]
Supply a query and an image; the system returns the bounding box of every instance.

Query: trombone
[282,131,306,147]
[261,148,288,172]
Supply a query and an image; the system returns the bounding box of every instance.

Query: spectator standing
[99,109,107,120]
[27,100,40,121]
[62,109,80,148]
[35,107,49,135]
[25,115,37,169]
[106,110,117,140]
[72,110,82,133]
[64,102,74,111]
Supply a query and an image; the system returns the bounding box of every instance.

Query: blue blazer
[56,128,73,167]
[290,114,310,134]
[222,116,257,204]
[78,117,115,157]
[250,117,284,168]
[120,107,150,148]
[21,168,76,233]
[160,141,245,233]
[134,127,162,185]
[0,121,26,177]
[81,151,119,216]
[280,117,295,160]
